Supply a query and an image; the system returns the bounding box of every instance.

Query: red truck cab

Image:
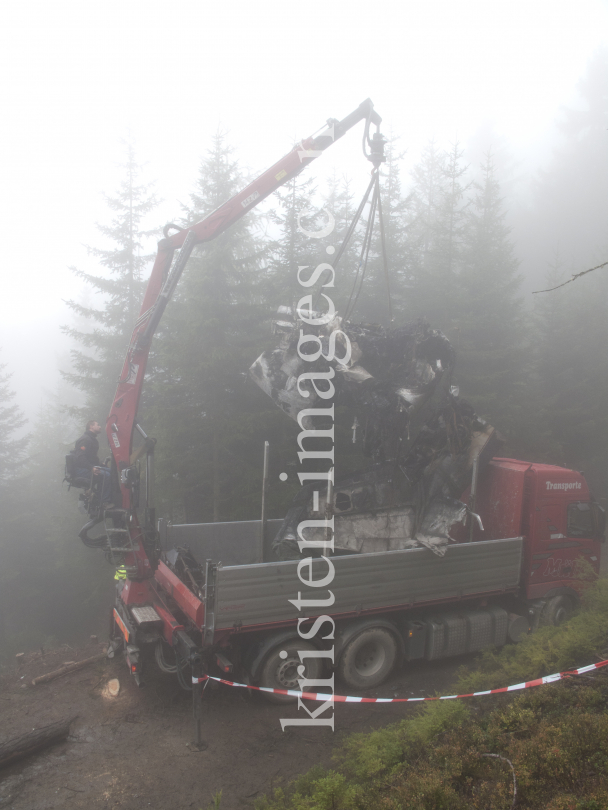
[462,458,604,603]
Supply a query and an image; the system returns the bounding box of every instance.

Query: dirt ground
[0,641,470,810]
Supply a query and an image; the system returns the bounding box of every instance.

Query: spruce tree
[374,138,415,324]
[0,387,114,655]
[408,141,469,333]
[534,256,608,494]
[148,132,271,522]
[527,48,608,498]
[265,173,321,311]
[407,140,445,325]
[529,48,608,282]
[530,256,573,460]
[453,153,525,440]
[0,359,27,650]
[0,359,27,486]
[62,143,159,420]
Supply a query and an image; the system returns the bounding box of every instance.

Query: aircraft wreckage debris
[250,311,502,560]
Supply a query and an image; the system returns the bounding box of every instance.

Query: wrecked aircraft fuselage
[249,311,502,559]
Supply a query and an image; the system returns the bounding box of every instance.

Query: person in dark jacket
[74,420,112,504]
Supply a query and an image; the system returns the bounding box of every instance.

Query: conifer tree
[408,141,470,332]
[453,153,525,438]
[149,132,271,522]
[0,359,27,486]
[527,49,608,496]
[530,256,573,461]
[529,48,608,282]
[369,138,415,324]
[534,257,608,493]
[0,387,113,655]
[0,358,28,650]
[265,173,321,311]
[407,141,444,321]
[439,144,470,282]
[62,143,159,420]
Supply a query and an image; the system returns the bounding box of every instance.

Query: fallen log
[31,652,107,686]
[0,717,76,769]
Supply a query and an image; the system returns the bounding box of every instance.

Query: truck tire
[259,640,323,704]
[542,595,575,626]
[337,627,398,690]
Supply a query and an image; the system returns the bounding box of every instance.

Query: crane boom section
[104,99,381,574]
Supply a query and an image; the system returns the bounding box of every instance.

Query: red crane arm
[104,99,381,574]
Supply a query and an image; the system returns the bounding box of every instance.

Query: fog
[0,0,606,421]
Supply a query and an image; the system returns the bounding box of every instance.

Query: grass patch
[256,579,608,810]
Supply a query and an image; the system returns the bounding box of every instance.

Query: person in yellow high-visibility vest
[114,565,127,581]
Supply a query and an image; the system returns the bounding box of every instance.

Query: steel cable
[344,172,380,322]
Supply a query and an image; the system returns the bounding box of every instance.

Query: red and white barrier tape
[193,659,608,703]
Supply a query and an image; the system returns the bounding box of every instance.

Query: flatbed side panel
[161,518,283,564]
[213,537,523,630]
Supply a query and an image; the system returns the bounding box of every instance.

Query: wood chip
[105,679,120,698]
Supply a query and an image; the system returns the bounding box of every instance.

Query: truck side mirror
[592,503,606,542]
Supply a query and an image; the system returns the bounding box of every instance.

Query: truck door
[529,499,600,598]
[565,500,602,576]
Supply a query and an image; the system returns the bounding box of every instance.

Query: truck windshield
[567,502,594,538]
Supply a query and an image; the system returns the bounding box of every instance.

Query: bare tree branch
[482,753,518,808]
[532,261,608,293]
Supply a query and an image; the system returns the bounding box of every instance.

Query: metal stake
[260,441,269,561]
[326,469,334,553]
[191,662,207,751]
[469,455,479,543]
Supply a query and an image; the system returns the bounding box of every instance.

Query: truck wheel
[338,627,398,690]
[259,640,323,704]
[542,595,574,626]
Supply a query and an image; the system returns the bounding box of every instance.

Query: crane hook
[362,110,387,168]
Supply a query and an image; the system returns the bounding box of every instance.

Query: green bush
[455,579,608,694]
[256,579,608,810]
